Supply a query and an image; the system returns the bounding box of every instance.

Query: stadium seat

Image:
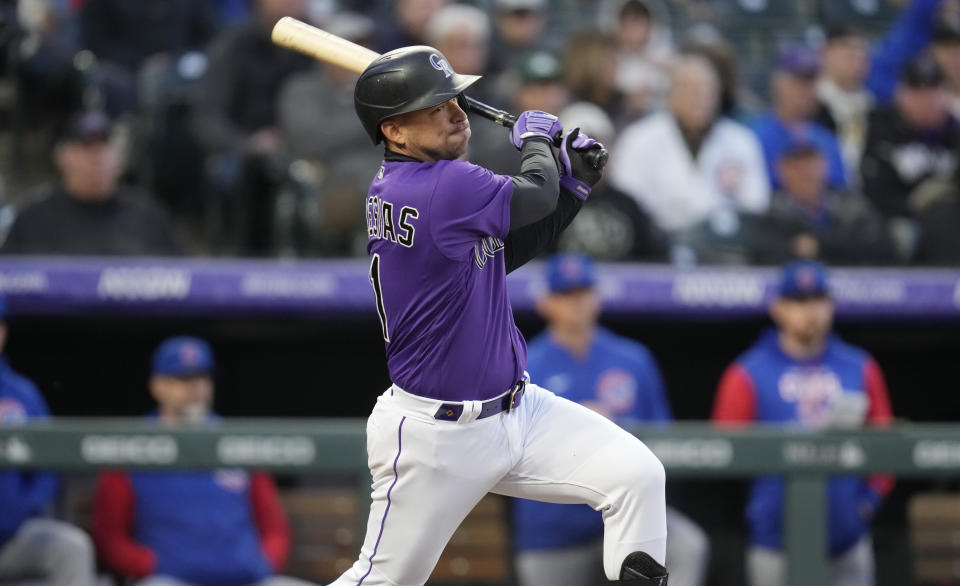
[819,0,900,33]
[908,492,960,584]
[282,487,511,585]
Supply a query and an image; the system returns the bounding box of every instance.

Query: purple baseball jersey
[365,157,527,401]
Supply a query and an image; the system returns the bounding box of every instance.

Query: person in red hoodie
[91,336,312,586]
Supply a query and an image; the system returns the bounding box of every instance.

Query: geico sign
[217,436,315,466]
[914,441,960,468]
[81,435,178,464]
[647,439,734,468]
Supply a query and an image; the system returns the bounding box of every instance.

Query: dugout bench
[4,420,960,586]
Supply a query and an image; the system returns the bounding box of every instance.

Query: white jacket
[608,111,770,232]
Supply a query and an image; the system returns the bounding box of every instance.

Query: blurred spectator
[513,254,708,586]
[80,0,217,114]
[553,101,667,261]
[376,0,447,53]
[930,19,960,117]
[814,25,873,177]
[712,260,894,586]
[277,12,381,255]
[751,44,849,191]
[192,0,314,255]
[1,110,184,256]
[0,294,96,586]
[2,0,84,147]
[471,50,570,175]
[426,3,494,102]
[598,0,676,120]
[92,336,308,586]
[563,30,631,129]
[753,139,896,266]
[487,0,558,79]
[860,55,958,240]
[679,24,758,120]
[908,144,960,265]
[608,56,769,236]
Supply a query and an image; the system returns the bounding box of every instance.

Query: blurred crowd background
[0,0,958,265]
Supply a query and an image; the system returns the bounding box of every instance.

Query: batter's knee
[618,441,665,498]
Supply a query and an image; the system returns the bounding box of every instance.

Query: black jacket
[1,184,184,256]
[754,190,896,266]
[860,107,959,218]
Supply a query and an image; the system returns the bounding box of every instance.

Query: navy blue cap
[547,253,596,293]
[776,44,820,78]
[151,336,214,377]
[901,55,945,88]
[781,130,822,159]
[778,260,830,300]
[59,110,112,144]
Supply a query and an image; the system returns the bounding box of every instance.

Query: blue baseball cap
[776,43,820,78]
[151,336,214,377]
[778,260,830,300]
[547,253,596,293]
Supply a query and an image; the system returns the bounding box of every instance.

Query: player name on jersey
[366,195,419,248]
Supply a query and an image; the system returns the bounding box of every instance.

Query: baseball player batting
[330,45,668,586]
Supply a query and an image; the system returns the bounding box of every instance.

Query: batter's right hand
[559,128,605,199]
[509,110,562,150]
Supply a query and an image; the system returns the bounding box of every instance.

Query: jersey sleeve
[250,472,290,571]
[862,357,895,501]
[712,364,757,425]
[428,161,513,259]
[91,471,156,578]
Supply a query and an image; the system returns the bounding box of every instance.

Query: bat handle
[463,95,607,172]
[464,96,516,128]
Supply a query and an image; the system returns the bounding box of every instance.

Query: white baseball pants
[329,382,667,586]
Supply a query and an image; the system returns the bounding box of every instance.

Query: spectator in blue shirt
[751,44,850,191]
[0,294,96,586]
[513,254,709,586]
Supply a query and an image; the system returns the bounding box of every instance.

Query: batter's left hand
[559,128,606,199]
[509,110,562,150]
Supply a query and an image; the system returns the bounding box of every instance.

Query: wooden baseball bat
[270,16,607,170]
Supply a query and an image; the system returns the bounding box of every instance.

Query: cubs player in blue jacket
[0,295,96,586]
[712,260,893,586]
[514,253,708,586]
[334,46,669,585]
[92,336,309,586]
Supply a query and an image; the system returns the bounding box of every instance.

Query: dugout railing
[3,420,960,585]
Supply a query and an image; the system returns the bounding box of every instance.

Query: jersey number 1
[369,254,390,342]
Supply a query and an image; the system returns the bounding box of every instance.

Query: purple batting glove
[559,128,604,200]
[509,110,562,150]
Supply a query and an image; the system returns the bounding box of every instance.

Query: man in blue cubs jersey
[713,260,893,586]
[514,254,709,586]
[0,294,96,586]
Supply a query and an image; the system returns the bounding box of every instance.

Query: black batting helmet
[354,46,480,144]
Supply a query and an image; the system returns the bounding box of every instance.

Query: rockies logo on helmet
[429,53,455,78]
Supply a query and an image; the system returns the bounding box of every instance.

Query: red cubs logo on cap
[561,257,583,280]
[179,342,202,366]
[795,266,816,291]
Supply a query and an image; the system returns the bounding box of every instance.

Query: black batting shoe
[616,551,668,585]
